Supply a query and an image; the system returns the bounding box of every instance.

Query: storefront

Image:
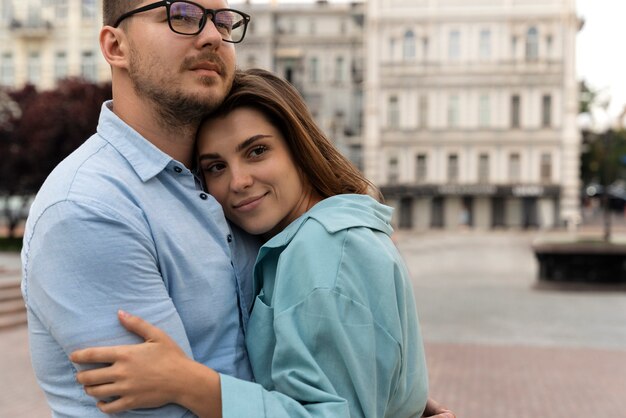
[382,184,561,230]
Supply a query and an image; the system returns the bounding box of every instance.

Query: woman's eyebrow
[198,134,274,162]
[236,135,273,152]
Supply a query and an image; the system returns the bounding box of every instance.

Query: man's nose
[193,15,224,49]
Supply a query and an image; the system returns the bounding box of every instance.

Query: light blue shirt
[21,101,258,417]
[221,194,429,418]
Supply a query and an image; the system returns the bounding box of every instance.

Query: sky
[233,0,626,121]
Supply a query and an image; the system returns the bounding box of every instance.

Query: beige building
[1,0,582,230]
[0,0,108,90]
[235,0,366,166]
[364,0,581,230]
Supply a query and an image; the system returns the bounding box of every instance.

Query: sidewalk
[2,229,626,417]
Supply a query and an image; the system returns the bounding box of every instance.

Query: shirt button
[174,166,182,173]
[227,234,233,243]
[199,193,208,200]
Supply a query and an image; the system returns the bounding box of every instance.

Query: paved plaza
[1,230,626,417]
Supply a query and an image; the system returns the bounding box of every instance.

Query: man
[22,1,255,416]
[21,1,453,417]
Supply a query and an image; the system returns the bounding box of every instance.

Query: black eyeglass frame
[112,0,251,44]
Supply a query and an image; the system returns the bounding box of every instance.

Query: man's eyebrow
[198,134,273,162]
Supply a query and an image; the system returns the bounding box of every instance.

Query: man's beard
[128,49,232,130]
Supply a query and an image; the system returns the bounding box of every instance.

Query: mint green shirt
[221,194,428,418]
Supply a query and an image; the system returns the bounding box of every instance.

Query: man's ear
[100,26,130,70]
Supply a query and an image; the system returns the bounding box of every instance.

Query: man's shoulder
[28,134,139,220]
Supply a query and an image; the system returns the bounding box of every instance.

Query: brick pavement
[0,325,51,417]
[2,229,626,417]
[425,341,626,418]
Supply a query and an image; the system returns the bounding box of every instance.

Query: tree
[0,79,112,238]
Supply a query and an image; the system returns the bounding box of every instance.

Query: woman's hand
[70,310,205,414]
[422,397,456,418]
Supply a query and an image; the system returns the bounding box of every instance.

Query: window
[511,36,517,59]
[389,38,396,61]
[511,95,521,128]
[422,37,429,61]
[27,52,41,85]
[478,154,490,183]
[335,56,345,83]
[416,154,427,183]
[509,153,521,183]
[1,0,12,22]
[0,53,14,86]
[478,94,490,127]
[388,96,400,129]
[540,153,552,183]
[447,154,459,183]
[526,27,539,60]
[55,51,68,81]
[541,94,552,127]
[403,30,416,60]
[447,95,460,128]
[419,95,428,128]
[245,55,256,69]
[54,0,69,20]
[309,20,316,35]
[479,29,491,60]
[546,35,553,58]
[388,157,399,184]
[82,0,96,19]
[81,51,97,82]
[309,57,319,84]
[449,30,460,60]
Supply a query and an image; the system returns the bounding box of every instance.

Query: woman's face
[198,107,320,238]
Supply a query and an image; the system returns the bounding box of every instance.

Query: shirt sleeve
[22,200,194,418]
[221,228,413,418]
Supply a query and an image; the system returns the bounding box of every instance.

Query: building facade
[364,0,581,230]
[235,0,366,167]
[1,0,582,230]
[0,0,108,90]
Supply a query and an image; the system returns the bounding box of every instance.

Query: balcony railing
[10,18,53,38]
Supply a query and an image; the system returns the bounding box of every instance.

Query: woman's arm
[73,310,454,418]
[70,310,221,418]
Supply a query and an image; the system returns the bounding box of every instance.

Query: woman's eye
[249,145,268,158]
[205,163,225,173]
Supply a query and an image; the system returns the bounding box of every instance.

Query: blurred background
[1,0,625,417]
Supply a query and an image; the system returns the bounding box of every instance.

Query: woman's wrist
[175,359,222,418]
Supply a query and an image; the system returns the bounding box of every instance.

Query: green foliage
[0,236,22,252]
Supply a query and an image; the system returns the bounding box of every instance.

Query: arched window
[403,30,416,60]
[526,27,539,60]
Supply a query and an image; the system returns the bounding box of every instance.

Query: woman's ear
[100,26,130,70]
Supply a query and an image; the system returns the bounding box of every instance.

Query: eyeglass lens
[169,2,246,42]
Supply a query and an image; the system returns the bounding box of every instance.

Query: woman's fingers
[75,366,119,386]
[83,382,123,399]
[70,346,120,365]
[117,310,167,342]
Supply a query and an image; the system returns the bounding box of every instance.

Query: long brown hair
[206,68,381,201]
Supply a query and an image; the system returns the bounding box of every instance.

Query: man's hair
[205,68,381,201]
[103,0,144,27]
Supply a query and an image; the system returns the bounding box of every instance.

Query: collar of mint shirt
[252,194,394,299]
[261,194,394,251]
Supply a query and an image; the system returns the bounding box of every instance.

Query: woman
[71,69,437,417]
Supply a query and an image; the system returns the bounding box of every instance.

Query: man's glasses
[113,0,250,44]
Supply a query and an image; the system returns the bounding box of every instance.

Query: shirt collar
[96,101,174,182]
[261,194,393,251]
